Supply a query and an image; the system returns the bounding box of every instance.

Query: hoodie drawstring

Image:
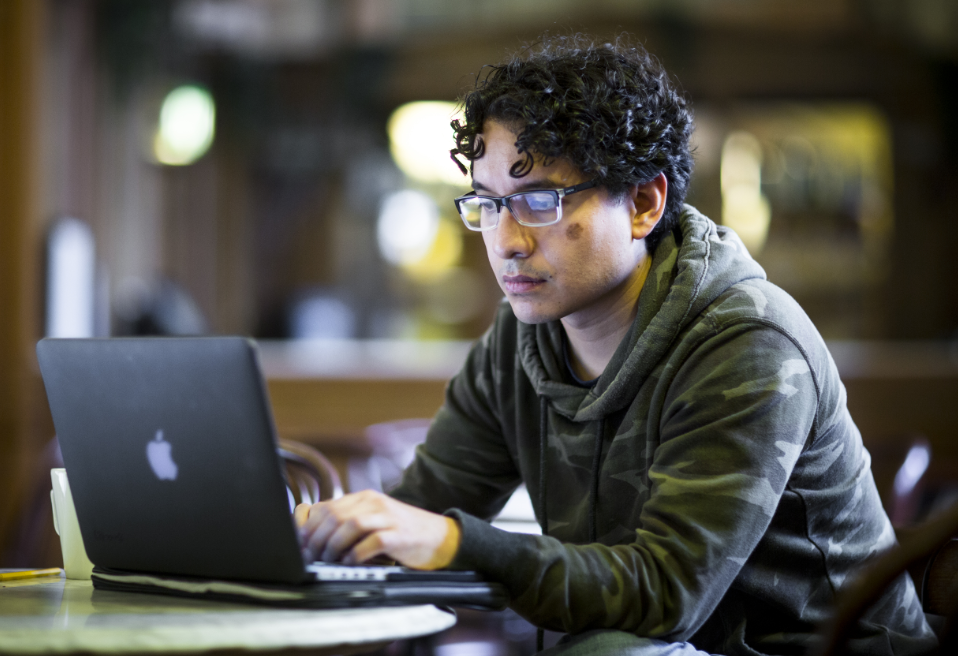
[536,397,606,652]
[538,396,549,538]
[537,396,549,654]
[588,419,604,543]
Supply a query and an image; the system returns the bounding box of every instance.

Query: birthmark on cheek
[565,223,583,240]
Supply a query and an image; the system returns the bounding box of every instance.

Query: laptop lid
[37,337,308,584]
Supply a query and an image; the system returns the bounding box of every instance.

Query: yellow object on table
[0,568,63,581]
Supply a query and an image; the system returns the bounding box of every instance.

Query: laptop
[37,336,506,609]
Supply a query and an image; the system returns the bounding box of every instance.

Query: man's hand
[294,490,461,570]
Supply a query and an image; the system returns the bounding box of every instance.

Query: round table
[0,575,456,654]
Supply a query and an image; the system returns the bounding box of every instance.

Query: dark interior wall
[885,60,958,339]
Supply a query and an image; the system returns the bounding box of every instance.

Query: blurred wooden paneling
[829,342,958,467]
[848,377,958,510]
[848,378,958,458]
[0,0,45,564]
[266,378,447,453]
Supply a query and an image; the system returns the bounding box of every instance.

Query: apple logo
[146,429,178,480]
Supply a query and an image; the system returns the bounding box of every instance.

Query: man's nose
[490,207,534,259]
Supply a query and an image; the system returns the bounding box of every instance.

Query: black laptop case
[91,566,507,610]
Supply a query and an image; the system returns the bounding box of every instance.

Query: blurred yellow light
[401,219,463,280]
[388,101,467,186]
[377,190,440,265]
[721,131,771,254]
[154,85,216,166]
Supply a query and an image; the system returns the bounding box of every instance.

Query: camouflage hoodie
[391,207,936,655]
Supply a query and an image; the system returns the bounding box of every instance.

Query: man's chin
[506,298,562,325]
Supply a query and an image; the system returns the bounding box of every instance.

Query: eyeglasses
[454,180,597,231]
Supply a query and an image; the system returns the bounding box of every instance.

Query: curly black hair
[451,34,694,254]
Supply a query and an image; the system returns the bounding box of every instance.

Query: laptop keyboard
[306,562,406,581]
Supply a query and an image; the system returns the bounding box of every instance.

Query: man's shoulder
[703,277,816,338]
[691,278,842,394]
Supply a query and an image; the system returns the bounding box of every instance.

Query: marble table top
[0,575,456,654]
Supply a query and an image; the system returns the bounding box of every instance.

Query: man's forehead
[471,174,570,193]
[472,123,581,190]
[471,157,583,193]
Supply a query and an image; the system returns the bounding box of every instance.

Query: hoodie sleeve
[444,323,820,641]
[389,323,524,521]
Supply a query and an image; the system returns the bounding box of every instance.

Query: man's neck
[561,255,653,381]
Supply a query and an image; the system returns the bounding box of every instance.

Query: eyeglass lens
[459,191,559,229]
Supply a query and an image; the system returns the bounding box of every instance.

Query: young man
[296,36,936,655]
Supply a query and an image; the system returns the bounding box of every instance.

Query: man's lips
[502,274,545,294]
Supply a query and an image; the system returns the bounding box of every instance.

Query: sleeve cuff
[442,508,537,579]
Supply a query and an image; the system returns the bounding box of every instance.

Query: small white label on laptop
[306,562,405,581]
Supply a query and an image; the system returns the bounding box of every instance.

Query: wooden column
[0,0,45,562]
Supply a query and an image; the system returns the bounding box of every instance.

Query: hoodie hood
[518,206,767,422]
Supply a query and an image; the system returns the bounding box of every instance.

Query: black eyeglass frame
[454,179,598,231]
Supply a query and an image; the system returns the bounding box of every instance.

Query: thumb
[293,503,312,528]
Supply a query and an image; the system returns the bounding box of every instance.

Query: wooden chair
[872,434,958,530]
[922,537,958,620]
[348,419,431,493]
[278,438,343,506]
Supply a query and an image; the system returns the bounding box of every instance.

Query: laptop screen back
[37,337,307,584]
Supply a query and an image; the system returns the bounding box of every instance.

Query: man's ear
[630,172,668,241]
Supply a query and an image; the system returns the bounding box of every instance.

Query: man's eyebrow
[471,177,567,194]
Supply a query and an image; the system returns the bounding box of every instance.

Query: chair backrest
[923,537,958,618]
[278,439,343,507]
[349,419,431,493]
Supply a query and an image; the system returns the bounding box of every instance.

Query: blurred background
[11,0,958,348]
[2,0,958,641]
